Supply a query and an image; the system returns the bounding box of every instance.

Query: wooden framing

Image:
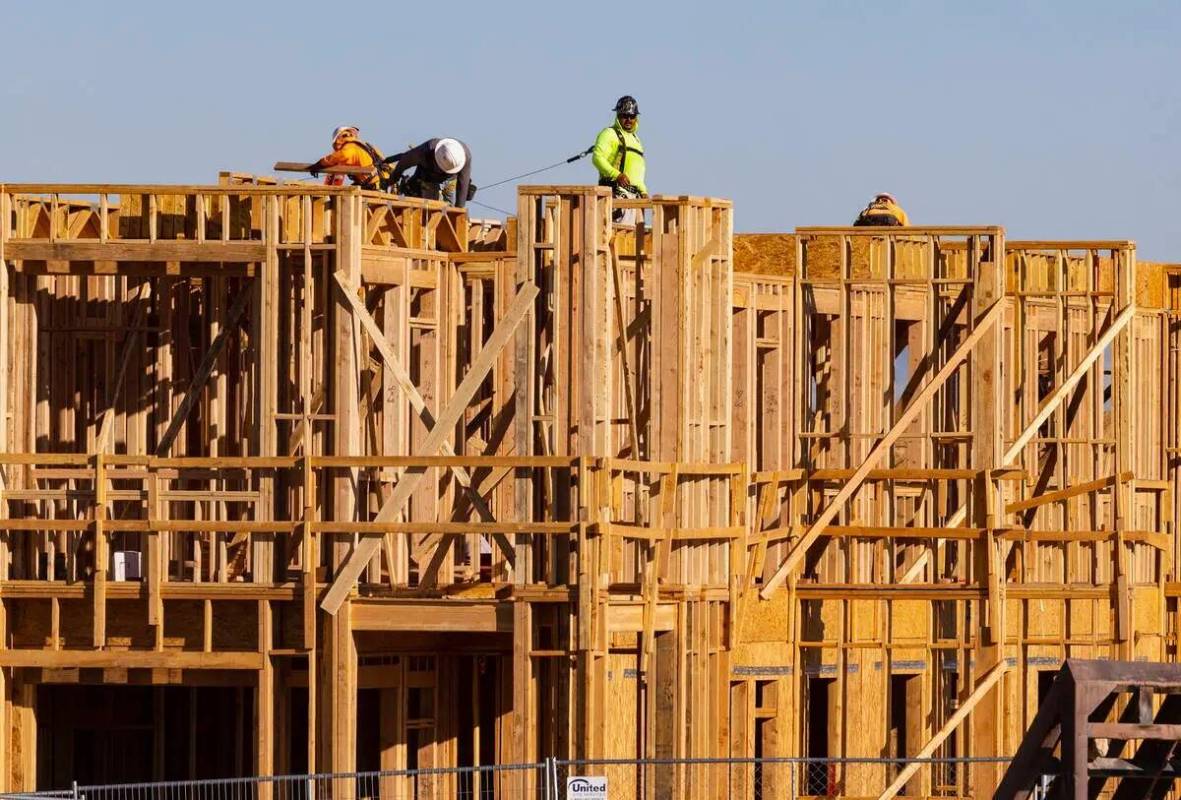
[0,182,1174,797]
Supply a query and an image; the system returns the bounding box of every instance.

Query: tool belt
[598,177,640,199]
[398,175,444,201]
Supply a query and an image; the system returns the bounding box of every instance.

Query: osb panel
[843,651,887,772]
[803,237,843,279]
[604,651,640,761]
[1134,586,1166,660]
[1001,666,1026,755]
[7,598,53,648]
[1138,261,1168,308]
[1066,597,1115,656]
[1066,597,1096,649]
[731,639,790,669]
[891,600,928,642]
[737,595,789,642]
[1005,597,1024,641]
[1026,599,1065,640]
[889,645,928,665]
[60,599,117,649]
[103,599,157,648]
[802,600,844,644]
[849,599,881,641]
[211,601,259,651]
[163,600,211,649]
[733,234,796,276]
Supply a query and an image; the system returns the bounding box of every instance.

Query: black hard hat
[613,95,639,116]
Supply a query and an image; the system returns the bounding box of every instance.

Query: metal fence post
[70,782,78,800]
[543,757,554,800]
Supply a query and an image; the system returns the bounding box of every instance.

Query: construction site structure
[0,178,1179,797]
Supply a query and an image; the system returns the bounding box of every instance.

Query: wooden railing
[1,184,468,253]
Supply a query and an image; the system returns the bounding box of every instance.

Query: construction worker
[308,126,391,190]
[382,138,473,209]
[593,96,648,201]
[854,192,910,227]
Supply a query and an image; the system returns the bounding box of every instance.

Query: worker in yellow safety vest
[593,96,648,200]
[854,192,909,226]
[308,126,392,190]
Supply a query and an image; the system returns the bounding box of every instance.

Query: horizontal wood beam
[0,649,263,670]
[1088,722,1181,740]
[1005,471,1132,515]
[6,240,266,263]
[351,600,512,633]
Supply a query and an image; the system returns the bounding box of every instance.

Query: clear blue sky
[3,1,1178,258]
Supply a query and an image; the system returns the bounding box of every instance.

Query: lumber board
[1004,471,1132,514]
[0,649,263,670]
[351,600,512,632]
[5,241,266,262]
[273,162,375,176]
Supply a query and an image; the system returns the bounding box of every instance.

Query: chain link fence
[554,756,1012,799]
[5,764,547,800]
[3,756,1021,800]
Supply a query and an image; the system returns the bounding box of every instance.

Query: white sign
[566,775,608,800]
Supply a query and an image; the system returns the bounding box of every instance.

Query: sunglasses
[619,114,637,121]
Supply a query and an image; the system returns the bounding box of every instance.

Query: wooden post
[93,451,107,647]
[324,190,361,783]
[256,600,274,785]
[0,189,8,794]
[512,601,534,771]
[514,192,539,588]
[969,231,1005,798]
[1113,247,1135,657]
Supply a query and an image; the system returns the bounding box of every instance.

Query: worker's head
[332,126,360,149]
[874,192,897,205]
[433,138,467,175]
[614,95,639,131]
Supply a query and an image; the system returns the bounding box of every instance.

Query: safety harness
[611,126,643,186]
[350,140,392,189]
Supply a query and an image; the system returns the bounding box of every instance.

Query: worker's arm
[383,142,429,182]
[317,148,352,168]
[591,128,620,181]
[452,144,473,209]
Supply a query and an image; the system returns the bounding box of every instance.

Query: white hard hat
[433,138,467,174]
[332,125,359,142]
[875,192,896,203]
